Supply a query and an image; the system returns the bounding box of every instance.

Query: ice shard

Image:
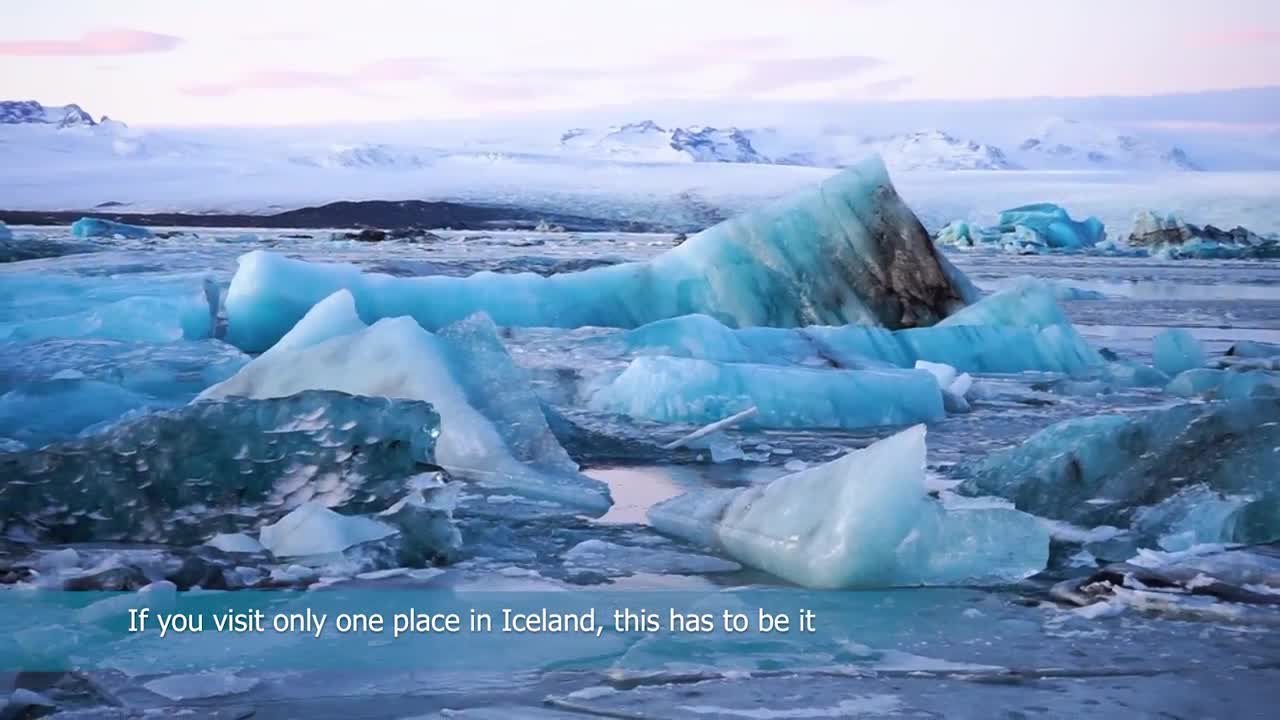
[960,398,1280,543]
[222,157,972,352]
[202,291,611,514]
[0,391,443,544]
[587,357,946,430]
[648,426,1048,588]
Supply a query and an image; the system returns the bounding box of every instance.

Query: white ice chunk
[206,532,265,554]
[649,426,1048,588]
[258,501,397,558]
[201,295,610,514]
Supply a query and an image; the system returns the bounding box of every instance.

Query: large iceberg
[649,426,1048,588]
[587,357,945,430]
[1127,211,1279,259]
[70,217,154,239]
[0,391,444,544]
[611,280,1100,375]
[202,290,611,514]
[223,157,974,352]
[936,204,1105,253]
[960,398,1280,545]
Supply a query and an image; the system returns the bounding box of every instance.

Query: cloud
[182,57,442,97]
[1188,30,1280,48]
[733,55,885,92]
[0,28,181,56]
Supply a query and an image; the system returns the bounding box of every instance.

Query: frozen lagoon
[1,210,1279,717]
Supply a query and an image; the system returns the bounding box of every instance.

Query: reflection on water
[585,466,687,525]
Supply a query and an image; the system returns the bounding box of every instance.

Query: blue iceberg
[587,356,945,430]
[609,279,1100,375]
[649,426,1048,588]
[70,217,154,239]
[202,290,611,514]
[960,398,1280,545]
[1151,329,1206,376]
[223,157,974,352]
[1128,211,1280,260]
[936,204,1105,253]
[0,391,444,544]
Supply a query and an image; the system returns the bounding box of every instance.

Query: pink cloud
[1189,30,1280,48]
[0,28,182,56]
[182,57,440,97]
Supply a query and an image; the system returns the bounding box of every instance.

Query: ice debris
[223,157,973,352]
[202,290,611,515]
[0,391,443,543]
[69,217,154,239]
[143,672,259,701]
[649,425,1048,588]
[936,204,1105,253]
[0,222,12,242]
[1151,329,1205,376]
[588,357,945,430]
[961,398,1280,546]
[259,501,398,558]
[1166,368,1280,400]
[1128,211,1279,259]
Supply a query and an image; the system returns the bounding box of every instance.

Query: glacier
[587,357,946,430]
[960,398,1280,545]
[202,290,611,514]
[0,391,444,544]
[70,217,154,239]
[648,426,1048,588]
[609,280,1100,375]
[222,157,972,352]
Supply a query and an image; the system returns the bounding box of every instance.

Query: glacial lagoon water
[2,224,1279,718]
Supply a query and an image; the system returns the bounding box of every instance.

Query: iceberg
[587,357,945,430]
[648,426,1048,588]
[70,217,154,239]
[1151,329,1205,376]
[935,205,1104,253]
[960,398,1280,543]
[0,338,248,446]
[202,291,611,514]
[1227,341,1280,359]
[223,157,973,352]
[0,221,11,241]
[0,391,444,544]
[1166,368,1280,400]
[609,281,1100,375]
[1127,211,1279,259]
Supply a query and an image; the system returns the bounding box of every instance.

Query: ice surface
[143,672,259,701]
[259,501,398,558]
[588,357,945,430]
[204,292,610,514]
[223,157,971,351]
[649,426,1047,588]
[70,217,154,239]
[0,391,443,543]
[1152,329,1206,376]
[563,539,741,576]
[962,398,1280,544]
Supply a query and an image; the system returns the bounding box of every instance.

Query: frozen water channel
[1,225,1278,718]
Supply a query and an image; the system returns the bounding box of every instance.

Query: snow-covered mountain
[863,130,1017,171]
[559,121,766,164]
[0,100,96,128]
[1013,117,1202,171]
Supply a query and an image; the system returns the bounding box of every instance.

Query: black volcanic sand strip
[0,199,681,233]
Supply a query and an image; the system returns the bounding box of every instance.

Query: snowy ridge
[0,100,96,128]
[1014,117,1201,171]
